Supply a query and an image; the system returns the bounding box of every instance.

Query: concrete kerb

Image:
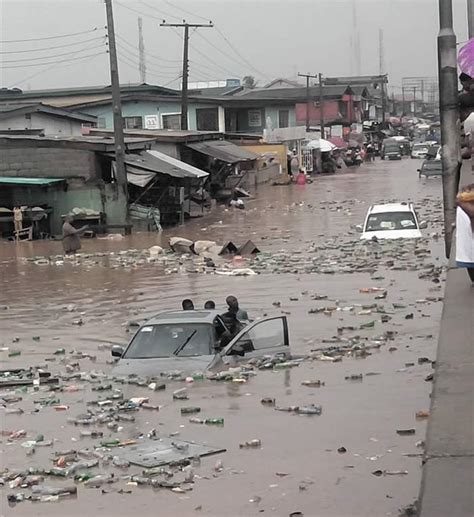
[418,158,474,517]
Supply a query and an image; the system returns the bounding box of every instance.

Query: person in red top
[296,171,307,185]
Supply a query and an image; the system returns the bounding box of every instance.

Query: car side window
[214,316,227,338]
[226,318,287,356]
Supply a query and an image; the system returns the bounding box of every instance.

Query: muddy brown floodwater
[0,159,445,517]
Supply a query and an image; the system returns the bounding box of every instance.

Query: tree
[242,75,257,89]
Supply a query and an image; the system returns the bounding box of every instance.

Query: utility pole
[104,0,129,226]
[438,0,460,257]
[160,20,213,130]
[402,86,406,115]
[413,86,417,116]
[319,73,325,139]
[138,17,146,83]
[468,0,474,38]
[298,72,318,132]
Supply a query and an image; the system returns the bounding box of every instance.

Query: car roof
[368,203,414,214]
[146,310,221,326]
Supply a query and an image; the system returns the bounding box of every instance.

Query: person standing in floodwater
[62,216,88,255]
[456,184,474,282]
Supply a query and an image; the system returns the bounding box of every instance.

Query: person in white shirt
[456,184,474,282]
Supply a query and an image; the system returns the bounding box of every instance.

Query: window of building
[123,116,143,129]
[278,110,289,128]
[196,108,218,131]
[97,117,106,128]
[161,113,181,130]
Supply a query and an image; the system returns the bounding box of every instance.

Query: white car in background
[411,142,436,159]
[357,203,427,240]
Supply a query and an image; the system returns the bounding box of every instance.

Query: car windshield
[384,144,400,151]
[365,212,417,232]
[413,144,428,151]
[124,323,214,359]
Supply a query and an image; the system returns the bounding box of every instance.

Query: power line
[116,34,181,63]
[213,26,268,80]
[115,1,163,22]
[138,0,181,21]
[1,40,107,64]
[1,50,107,69]
[0,35,105,54]
[9,52,106,88]
[117,50,181,78]
[194,30,258,79]
[0,27,99,44]
[162,0,210,23]
[116,42,180,70]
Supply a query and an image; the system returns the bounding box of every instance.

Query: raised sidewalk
[418,158,474,517]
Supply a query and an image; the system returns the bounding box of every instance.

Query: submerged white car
[357,203,427,240]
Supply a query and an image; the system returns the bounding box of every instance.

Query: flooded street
[0,159,446,517]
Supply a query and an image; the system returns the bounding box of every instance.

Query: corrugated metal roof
[0,103,97,122]
[186,140,258,163]
[108,150,209,180]
[232,85,351,101]
[0,177,65,185]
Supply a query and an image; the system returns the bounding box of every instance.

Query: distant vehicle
[425,144,441,160]
[418,158,442,178]
[111,310,290,377]
[411,142,436,159]
[381,140,402,160]
[356,202,427,240]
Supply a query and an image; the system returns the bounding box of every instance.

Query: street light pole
[438,0,460,257]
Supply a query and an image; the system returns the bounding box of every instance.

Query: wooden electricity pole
[298,72,318,132]
[160,21,213,130]
[104,0,129,224]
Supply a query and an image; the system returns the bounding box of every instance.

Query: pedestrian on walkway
[456,184,474,282]
[62,216,88,255]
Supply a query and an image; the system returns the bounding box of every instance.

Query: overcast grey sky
[0,0,469,92]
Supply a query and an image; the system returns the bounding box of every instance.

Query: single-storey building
[0,103,97,136]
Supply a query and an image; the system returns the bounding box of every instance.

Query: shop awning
[0,177,65,185]
[107,150,209,187]
[185,140,258,163]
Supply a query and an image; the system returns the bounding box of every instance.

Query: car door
[208,316,289,369]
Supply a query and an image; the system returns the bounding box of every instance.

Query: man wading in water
[62,216,88,255]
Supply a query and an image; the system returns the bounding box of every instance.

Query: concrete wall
[3,181,126,235]
[240,143,288,174]
[83,100,221,131]
[264,106,296,130]
[0,146,97,180]
[241,162,281,190]
[0,112,84,135]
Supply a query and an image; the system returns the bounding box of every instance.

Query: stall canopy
[185,140,258,164]
[108,150,209,187]
[0,177,65,186]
